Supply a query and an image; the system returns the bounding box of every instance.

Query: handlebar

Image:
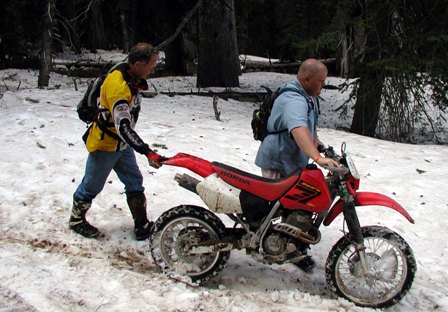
[318,145,340,161]
[324,165,349,175]
[318,145,349,175]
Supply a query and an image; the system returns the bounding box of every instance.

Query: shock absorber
[341,182,370,273]
[340,183,363,246]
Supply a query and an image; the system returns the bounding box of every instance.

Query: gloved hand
[147,152,163,169]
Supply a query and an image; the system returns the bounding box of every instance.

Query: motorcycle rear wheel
[150,205,230,284]
[326,225,416,308]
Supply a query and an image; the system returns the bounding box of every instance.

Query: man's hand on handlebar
[314,146,338,167]
[323,146,338,159]
[314,145,339,168]
[316,156,339,168]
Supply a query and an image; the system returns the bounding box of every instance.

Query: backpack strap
[266,86,317,138]
[265,87,299,137]
[266,87,299,136]
[96,113,122,141]
[92,63,130,142]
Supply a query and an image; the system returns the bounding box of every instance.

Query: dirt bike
[149,143,416,308]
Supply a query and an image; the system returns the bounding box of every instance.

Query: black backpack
[77,62,125,124]
[251,86,298,141]
[77,62,127,143]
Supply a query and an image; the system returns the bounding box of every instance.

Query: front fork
[340,184,369,274]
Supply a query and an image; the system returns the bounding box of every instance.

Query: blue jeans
[74,146,144,201]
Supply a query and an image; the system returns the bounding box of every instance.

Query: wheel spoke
[327,226,415,308]
[156,215,221,276]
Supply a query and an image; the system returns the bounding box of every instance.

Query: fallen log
[141,89,267,102]
[52,61,165,78]
[242,58,337,75]
[53,60,115,68]
[141,83,340,101]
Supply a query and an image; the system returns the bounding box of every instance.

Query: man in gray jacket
[255,58,338,271]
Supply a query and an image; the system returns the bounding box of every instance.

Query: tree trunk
[129,1,138,47]
[197,0,240,88]
[38,0,55,88]
[88,0,107,51]
[337,1,364,79]
[339,35,349,78]
[158,0,199,75]
[349,0,387,137]
[350,69,383,136]
[119,0,130,53]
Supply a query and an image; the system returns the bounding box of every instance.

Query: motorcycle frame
[161,153,415,261]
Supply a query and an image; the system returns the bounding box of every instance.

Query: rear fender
[161,153,214,177]
[323,191,415,226]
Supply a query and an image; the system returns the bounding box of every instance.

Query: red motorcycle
[149,143,416,308]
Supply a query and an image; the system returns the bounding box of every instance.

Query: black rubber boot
[295,255,316,273]
[69,197,100,238]
[127,192,153,240]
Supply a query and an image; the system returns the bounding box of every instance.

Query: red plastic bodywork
[161,153,214,177]
[212,164,299,202]
[323,191,415,226]
[280,168,332,213]
[162,153,414,225]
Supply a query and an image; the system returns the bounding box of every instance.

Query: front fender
[323,191,415,226]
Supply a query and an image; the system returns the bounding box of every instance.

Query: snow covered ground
[0,53,448,311]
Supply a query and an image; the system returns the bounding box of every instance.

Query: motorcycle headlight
[345,153,360,179]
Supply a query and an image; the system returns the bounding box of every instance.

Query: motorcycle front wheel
[326,225,416,308]
[150,205,230,284]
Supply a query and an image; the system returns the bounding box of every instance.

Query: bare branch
[156,0,202,50]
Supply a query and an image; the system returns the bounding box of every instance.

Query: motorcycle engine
[259,229,306,263]
[285,210,314,231]
[249,211,317,264]
[270,210,319,249]
[262,232,286,255]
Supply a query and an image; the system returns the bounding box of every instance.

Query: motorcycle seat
[211,162,301,201]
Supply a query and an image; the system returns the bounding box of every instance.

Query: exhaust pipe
[174,173,200,194]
